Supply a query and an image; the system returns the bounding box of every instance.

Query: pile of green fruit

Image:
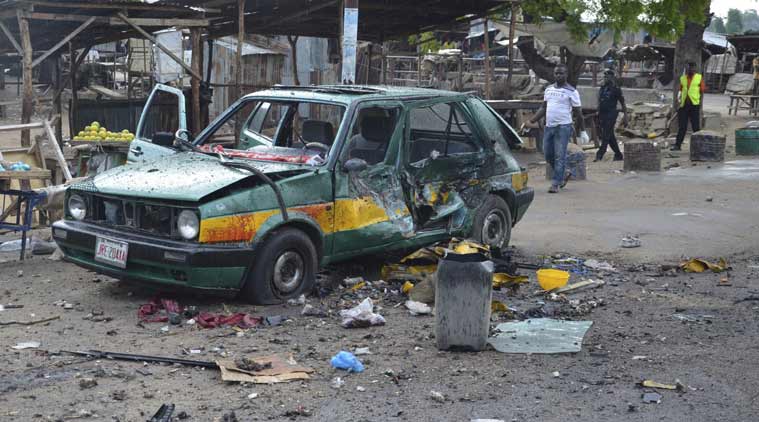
[73,121,134,142]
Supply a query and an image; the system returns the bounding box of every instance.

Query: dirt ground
[1,93,759,421]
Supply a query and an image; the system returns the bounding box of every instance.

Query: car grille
[86,194,183,238]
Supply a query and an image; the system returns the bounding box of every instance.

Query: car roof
[242,84,468,105]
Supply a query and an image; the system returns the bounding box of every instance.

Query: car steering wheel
[304,142,330,155]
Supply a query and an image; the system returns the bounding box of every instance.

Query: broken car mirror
[175,128,194,143]
[342,158,368,173]
[152,132,175,147]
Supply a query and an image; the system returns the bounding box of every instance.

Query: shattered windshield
[198,100,345,166]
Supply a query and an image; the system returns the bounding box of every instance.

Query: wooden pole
[54,55,62,143]
[288,35,300,85]
[115,12,202,80]
[365,43,372,84]
[483,16,492,100]
[235,0,244,99]
[190,28,202,136]
[506,3,517,99]
[380,42,387,85]
[17,10,33,147]
[0,21,23,54]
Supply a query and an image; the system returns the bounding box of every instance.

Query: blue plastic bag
[9,162,31,171]
[330,351,364,373]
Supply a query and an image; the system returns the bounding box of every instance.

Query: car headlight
[177,210,199,240]
[68,194,87,221]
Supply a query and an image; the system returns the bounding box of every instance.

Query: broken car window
[139,90,181,142]
[408,102,480,163]
[344,106,401,165]
[466,98,521,172]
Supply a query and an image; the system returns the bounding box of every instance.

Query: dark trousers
[675,102,700,147]
[597,112,622,159]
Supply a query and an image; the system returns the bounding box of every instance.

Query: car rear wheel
[239,228,317,305]
[470,194,512,249]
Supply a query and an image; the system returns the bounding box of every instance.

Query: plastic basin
[537,269,570,291]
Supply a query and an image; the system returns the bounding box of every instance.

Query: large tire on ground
[470,195,512,249]
[239,228,317,305]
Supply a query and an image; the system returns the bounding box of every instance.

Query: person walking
[527,64,588,193]
[672,62,705,151]
[595,68,628,162]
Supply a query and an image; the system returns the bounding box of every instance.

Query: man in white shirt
[527,64,587,193]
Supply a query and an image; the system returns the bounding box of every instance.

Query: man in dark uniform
[595,69,628,162]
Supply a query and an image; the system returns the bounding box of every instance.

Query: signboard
[341,8,359,84]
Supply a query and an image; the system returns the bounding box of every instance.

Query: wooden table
[0,170,51,260]
[728,95,759,116]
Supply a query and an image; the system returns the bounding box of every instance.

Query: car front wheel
[470,194,512,249]
[239,228,317,305]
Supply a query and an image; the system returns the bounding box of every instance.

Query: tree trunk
[672,2,711,111]
[517,36,585,87]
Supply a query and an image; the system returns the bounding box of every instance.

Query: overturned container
[435,251,493,352]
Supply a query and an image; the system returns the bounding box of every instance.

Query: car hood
[86,152,309,202]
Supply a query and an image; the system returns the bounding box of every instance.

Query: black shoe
[560,172,571,188]
[670,146,681,151]
[593,157,602,162]
[613,154,624,161]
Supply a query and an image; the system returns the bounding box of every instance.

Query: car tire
[239,228,317,305]
[470,194,512,249]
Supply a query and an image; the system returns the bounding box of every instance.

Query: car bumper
[513,187,534,225]
[52,220,252,292]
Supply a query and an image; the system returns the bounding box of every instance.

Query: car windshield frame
[193,96,350,167]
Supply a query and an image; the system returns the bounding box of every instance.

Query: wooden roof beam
[26,1,220,14]
[0,21,22,54]
[31,15,95,68]
[28,12,210,27]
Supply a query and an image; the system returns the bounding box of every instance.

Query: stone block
[624,139,661,171]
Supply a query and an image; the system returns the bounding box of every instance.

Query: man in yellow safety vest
[672,62,705,151]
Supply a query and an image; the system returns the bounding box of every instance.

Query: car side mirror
[152,131,175,147]
[343,158,368,173]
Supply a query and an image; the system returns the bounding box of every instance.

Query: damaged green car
[53,85,533,304]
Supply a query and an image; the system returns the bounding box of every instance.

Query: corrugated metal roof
[214,36,286,56]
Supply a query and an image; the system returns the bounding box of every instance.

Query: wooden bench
[728,95,759,116]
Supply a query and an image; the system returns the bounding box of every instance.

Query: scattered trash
[11,341,40,350]
[553,279,606,294]
[552,371,561,378]
[405,300,432,316]
[642,392,662,404]
[681,258,729,273]
[301,304,327,317]
[0,315,59,326]
[671,212,703,217]
[490,300,510,314]
[620,235,642,248]
[63,349,218,369]
[401,281,414,294]
[343,276,364,286]
[639,379,685,391]
[353,347,371,355]
[672,313,714,323]
[536,269,570,291]
[492,272,530,289]
[247,392,259,400]
[339,298,385,328]
[331,377,345,389]
[148,404,175,422]
[583,259,617,272]
[632,355,648,360]
[429,390,446,403]
[330,351,364,373]
[705,196,713,202]
[488,318,593,354]
[110,389,127,401]
[78,378,97,389]
[356,386,366,392]
[217,354,313,383]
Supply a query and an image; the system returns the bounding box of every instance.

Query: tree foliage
[707,16,726,33]
[726,8,744,34]
[519,0,711,42]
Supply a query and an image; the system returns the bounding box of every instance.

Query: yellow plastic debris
[491,300,509,313]
[451,239,490,255]
[681,258,728,273]
[351,281,366,292]
[401,281,414,294]
[536,269,570,291]
[640,380,684,391]
[492,272,529,289]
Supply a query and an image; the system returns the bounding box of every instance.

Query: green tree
[726,8,744,33]
[742,10,759,32]
[708,16,726,33]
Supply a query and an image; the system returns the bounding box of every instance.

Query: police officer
[595,68,628,162]
[672,62,705,151]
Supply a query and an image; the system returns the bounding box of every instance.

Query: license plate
[94,237,129,268]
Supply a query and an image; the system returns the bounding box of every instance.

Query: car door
[127,84,186,163]
[402,98,495,231]
[330,101,414,257]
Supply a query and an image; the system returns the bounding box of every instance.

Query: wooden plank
[32,16,96,68]
[234,0,244,145]
[0,21,22,54]
[42,120,72,182]
[258,0,339,31]
[0,122,44,132]
[27,1,219,14]
[17,10,33,147]
[0,170,52,179]
[29,13,210,27]
[88,84,126,99]
[190,28,202,135]
[116,12,202,81]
